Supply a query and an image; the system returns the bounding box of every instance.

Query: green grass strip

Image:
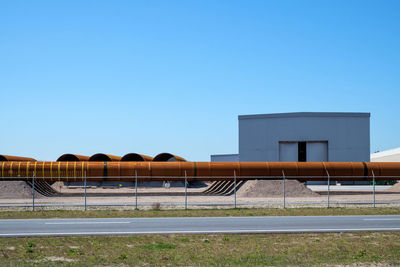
[0,207,399,219]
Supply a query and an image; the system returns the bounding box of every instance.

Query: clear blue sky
[1,0,399,161]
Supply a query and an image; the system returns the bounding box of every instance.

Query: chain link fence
[0,175,399,211]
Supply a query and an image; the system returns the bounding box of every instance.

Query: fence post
[84,171,87,211]
[135,170,138,210]
[234,170,237,209]
[282,171,286,209]
[32,171,35,212]
[185,171,188,210]
[326,169,330,208]
[372,170,376,208]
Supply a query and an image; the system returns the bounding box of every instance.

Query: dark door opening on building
[298,142,307,162]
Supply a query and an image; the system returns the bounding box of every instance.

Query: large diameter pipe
[1,161,399,182]
[89,153,121,161]
[0,155,36,162]
[153,153,186,162]
[57,154,90,161]
[121,153,153,161]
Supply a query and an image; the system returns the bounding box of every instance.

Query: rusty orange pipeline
[0,161,399,182]
[0,155,36,161]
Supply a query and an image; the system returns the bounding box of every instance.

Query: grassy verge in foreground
[0,232,399,266]
[0,207,399,219]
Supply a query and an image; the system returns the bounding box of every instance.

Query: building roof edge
[238,112,371,120]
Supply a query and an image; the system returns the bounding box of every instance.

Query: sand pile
[386,181,400,192]
[0,181,44,199]
[237,180,319,198]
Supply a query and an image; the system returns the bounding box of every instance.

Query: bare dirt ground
[0,181,44,199]
[238,180,319,197]
[386,181,400,192]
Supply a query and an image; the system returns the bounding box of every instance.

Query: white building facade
[371,147,400,162]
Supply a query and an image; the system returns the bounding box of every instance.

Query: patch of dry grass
[0,232,399,266]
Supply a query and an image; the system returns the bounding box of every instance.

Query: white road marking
[363,219,400,221]
[45,222,130,225]
[1,228,400,237]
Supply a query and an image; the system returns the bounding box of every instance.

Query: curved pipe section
[57,154,90,161]
[121,153,153,161]
[89,153,121,162]
[0,155,36,161]
[153,153,186,162]
[1,161,400,182]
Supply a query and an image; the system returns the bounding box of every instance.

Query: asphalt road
[0,215,399,237]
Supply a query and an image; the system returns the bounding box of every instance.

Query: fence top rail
[2,175,400,179]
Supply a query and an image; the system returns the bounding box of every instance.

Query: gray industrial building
[211,112,371,184]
